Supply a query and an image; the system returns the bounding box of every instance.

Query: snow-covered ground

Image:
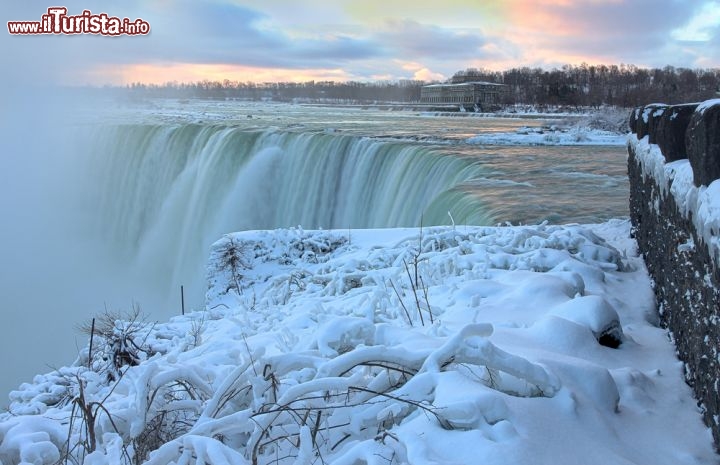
[1,220,716,464]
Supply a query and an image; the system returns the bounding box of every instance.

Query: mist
[0,3,167,405]
[0,89,166,406]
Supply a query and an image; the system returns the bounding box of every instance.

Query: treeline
[121,64,720,108]
[452,64,720,107]
[123,79,424,103]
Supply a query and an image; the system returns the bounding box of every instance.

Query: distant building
[420,81,508,108]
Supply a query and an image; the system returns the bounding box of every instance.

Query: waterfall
[78,124,491,310]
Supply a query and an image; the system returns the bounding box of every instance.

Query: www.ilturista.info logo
[8,7,150,36]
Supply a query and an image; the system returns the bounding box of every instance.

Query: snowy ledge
[1,222,716,464]
[629,135,720,265]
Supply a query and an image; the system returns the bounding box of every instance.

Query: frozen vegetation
[465,125,626,146]
[466,106,630,146]
[1,221,716,464]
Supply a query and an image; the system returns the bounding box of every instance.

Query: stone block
[629,106,641,134]
[655,103,698,162]
[636,103,667,141]
[686,100,720,186]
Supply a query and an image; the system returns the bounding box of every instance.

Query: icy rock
[549,295,624,348]
[636,103,668,141]
[686,100,720,186]
[647,105,668,145]
[628,107,643,134]
[655,103,698,162]
[629,106,641,134]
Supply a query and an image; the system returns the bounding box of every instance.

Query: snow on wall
[628,99,720,448]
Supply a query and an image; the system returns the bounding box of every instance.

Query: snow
[1,220,716,464]
[466,125,627,146]
[641,104,667,123]
[630,134,720,264]
[698,99,720,115]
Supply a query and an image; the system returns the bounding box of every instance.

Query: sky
[2,0,720,85]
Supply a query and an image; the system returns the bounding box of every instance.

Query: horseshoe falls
[79,125,492,310]
[0,100,629,402]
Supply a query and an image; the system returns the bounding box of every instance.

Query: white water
[78,125,493,313]
[0,99,629,403]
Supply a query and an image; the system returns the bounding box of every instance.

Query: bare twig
[403,259,424,326]
[419,275,433,324]
[87,318,95,370]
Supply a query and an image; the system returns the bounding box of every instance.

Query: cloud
[395,60,447,81]
[174,2,380,67]
[342,0,504,29]
[692,25,720,67]
[3,0,719,86]
[376,20,487,59]
[284,35,380,63]
[2,0,384,85]
[672,1,720,41]
[508,0,701,34]
[502,0,708,66]
[412,68,446,82]
[92,62,353,85]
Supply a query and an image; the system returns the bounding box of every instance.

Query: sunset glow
[90,63,353,86]
[4,0,719,86]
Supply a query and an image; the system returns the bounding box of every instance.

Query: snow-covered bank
[466,125,627,146]
[465,106,628,146]
[1,220,716,464]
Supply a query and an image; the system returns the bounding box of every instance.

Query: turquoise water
[73,104,627,310]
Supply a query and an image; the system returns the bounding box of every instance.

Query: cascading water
[78,124,492,312]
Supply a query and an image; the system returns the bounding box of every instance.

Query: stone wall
[628,99,720,448]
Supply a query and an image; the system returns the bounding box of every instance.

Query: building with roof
[420,81,508,109]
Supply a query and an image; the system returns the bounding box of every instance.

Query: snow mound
[1,222,716,465]
[548,295,624,348]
